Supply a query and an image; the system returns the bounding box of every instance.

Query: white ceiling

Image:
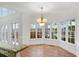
[0,2,76,13]
[0,2,78,23]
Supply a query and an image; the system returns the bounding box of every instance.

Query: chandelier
[37,7,47,26]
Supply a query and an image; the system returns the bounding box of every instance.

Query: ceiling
[0,2,78,23]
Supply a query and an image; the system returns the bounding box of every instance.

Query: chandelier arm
[41,7,43,23]
[41,7,43,17]
[37,7,47,26]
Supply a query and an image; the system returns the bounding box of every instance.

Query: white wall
[76,11,79,57]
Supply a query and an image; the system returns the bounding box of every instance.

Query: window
[37,28,42,38]
[0,25,9,42]
[61,26,66,41]
[30,24,36,39]
[5,25,8,42]
[0,23,20,44]
[51,23,57,39]
[0,7,16,16]
[15,23,19,40]
[11,24,15,41]
[45,24,50,38]
[30,24,42,39]
[11,23,19,42]
[68,19,75,44]
[2,8,8,16]
[37,24,42,38]
[1,25,5,42]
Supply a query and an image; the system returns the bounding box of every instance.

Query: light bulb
[13,42,15,45]
[37,18,47,23]
[39,23,45,26]
[16,42,19,45]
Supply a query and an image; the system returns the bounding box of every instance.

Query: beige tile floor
[20,44,76,57]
